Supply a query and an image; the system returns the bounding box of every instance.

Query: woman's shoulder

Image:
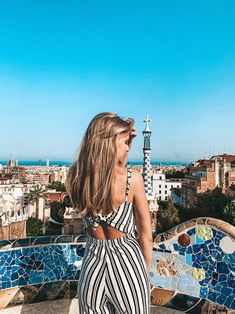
[130,167,141,175]
[130,168,144,187]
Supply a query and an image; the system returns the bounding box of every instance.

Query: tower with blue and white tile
[143,115,154,200]
[143,115,158,233]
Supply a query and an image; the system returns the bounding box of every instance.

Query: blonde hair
[66,112,136,216]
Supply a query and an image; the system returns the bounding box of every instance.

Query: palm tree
[28,184,48,230]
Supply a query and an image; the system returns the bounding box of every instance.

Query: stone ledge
[0,299,183,314]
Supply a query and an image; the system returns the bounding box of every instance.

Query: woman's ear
[130,127,137,137]
[129,126,137,146]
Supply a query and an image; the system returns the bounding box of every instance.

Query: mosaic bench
[0,217,234,312]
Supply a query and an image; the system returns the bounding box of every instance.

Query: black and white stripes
[78,233,150,313]
[78,167,151,313]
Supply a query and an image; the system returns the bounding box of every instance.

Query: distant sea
[0,160,188,167]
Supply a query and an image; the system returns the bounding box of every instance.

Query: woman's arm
[132,170,153,272]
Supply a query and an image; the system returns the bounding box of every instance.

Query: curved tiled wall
[151,217,235,311]
[0,218,234,312]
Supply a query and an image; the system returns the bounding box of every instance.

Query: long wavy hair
[66,112,136,216]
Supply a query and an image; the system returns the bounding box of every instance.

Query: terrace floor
[0,299,182,314]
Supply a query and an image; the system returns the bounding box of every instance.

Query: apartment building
[49,166,68,184]
[152,172,185,201]
[0,184,32,207]
[2,165,26,184]
[24,166,68,185]
[0,183,50,226]
[0,189,28,240]
[62,207,84,235]
[182,154,235,208]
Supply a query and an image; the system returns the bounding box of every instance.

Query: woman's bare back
[87,166,134,240]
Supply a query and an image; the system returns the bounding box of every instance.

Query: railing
[0,234,87,249]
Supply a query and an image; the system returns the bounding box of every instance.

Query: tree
[26,217,43,236]
[195,188,230,219]
[51,201,66,223]
[47,181,66,192]
[179,188,232,224]
[62,195,72,207]
[156,200,180,233]
[165,170,185,179]
[28,184,48,219]
[179,206,198,222]
[223,201,235,226]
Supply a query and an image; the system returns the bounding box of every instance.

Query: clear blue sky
[1,0,235,162]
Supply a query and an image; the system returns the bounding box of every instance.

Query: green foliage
[156,200,180,233]
[156,188,235,235]
[223,202,235,226]
[179,188,234,225]
[196,188,230,219]
[26,217,43,236]
[28,184,47,201]
[28,184,48,219]
[165,170,185,179]
[63,195,72,207]
[48,181,66,192]
[49,195,71,224]
[28,184,47,207]
[51,201,66,223]
[179,206,198,222]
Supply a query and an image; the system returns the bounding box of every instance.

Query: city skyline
[1,1,235,162]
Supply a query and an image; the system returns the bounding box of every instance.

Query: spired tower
[143,115,153,199]
[142,115,158,234]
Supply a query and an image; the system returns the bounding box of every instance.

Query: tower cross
[143,115,151,132]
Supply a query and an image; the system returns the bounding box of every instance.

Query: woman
[66,112,152,313]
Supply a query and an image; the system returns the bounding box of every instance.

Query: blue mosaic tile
[212,229,218,237]
[212,272,219,280]
[186,246,193,254]
[217,262,229,274]
[186,255,192,265]
[192,244,201,254]
[11,272,18,281]
[199,276,210,286]
[200,287,208,298]
[2,281,11,289]
[187,228,196,236]
[1,224,235,311]
[228,263,235,272]
[214,279,221,287]
[221,286,233,296]
[214,237,220,246]
[155,227,235,309]
[219,274,227,282]
[196,252,208,263]
[224,295,234,308]
[227,277,235,288]
[0,243,86,291]
[208,290,222,303]
[201,262,209,271]
[224,254,235,264]
[216,293,227,305]
[217,230,226,240]
[173,243,180,251]
[196,236,204,244]
[231,299,235,310]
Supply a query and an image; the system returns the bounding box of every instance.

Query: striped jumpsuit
[78,167,151,313]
